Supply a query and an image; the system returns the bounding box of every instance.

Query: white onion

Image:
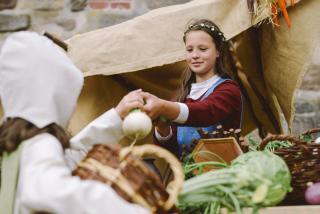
[122,110,152,140]
[315,137,320,144]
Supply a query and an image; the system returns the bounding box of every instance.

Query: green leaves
[178,151,292,213]
[299,134,313,143]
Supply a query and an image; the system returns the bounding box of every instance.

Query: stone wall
[0,0,319,134]
[292,42,320,135]
[0,0,192,45]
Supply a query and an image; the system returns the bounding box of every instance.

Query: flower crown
[184,23,226,42]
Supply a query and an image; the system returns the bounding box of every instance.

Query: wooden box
[192,137,243,171]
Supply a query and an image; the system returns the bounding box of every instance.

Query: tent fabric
[0,0,317,140]
[259,0,320,130]
[65,0,319,138]
[66,0,269,136]
[66,0,263,77]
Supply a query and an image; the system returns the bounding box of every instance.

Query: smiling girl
[142,19,242,158]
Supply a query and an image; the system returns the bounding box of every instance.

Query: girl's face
[185,30,219,82]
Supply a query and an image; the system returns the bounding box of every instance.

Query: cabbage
[178,151,292,214]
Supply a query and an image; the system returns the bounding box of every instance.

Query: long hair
[0,118,70,155]
[178,19,231,102]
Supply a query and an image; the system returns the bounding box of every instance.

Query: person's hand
[154,119,171,137]
[142,92,181,121]
[141,92,164,120]
[115,89,144,119]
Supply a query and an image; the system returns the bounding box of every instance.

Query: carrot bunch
[272,0,295,28]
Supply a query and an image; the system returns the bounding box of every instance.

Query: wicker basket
[72,144,184,213]
[259,128,320,205]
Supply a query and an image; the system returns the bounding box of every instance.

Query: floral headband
[184,23,226,42]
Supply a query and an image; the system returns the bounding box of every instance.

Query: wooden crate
[192,137,243,172]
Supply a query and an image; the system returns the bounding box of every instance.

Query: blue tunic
[176,77,229,155]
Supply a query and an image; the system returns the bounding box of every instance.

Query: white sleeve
[70,108,124,150]
[18,133,150,214]
[65,108,124,168]
[172,102,189,124]
[155,127,173,142]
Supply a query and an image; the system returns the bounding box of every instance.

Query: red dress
[154,80,242,157]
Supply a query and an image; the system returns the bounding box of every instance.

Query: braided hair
[0,118,70,155]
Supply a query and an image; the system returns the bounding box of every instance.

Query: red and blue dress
[154,75,242,158]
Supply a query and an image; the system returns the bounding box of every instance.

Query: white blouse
[187,75,219,100]
[14,108,150,214]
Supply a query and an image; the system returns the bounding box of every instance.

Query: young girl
[0,32,149,214]
[142,19,242,158]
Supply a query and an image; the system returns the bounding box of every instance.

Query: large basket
[72,144,184,213]
[259,128,320,205]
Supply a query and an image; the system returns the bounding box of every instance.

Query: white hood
[0,32,84,128]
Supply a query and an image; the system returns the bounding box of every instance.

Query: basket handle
[302,128,320,136]
[259,134,301,150]
[120,144,184,211]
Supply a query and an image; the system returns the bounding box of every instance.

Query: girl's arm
[153,124,180,157]
[18,133,149,214]
[143,81,241,127]
[184,81,241,127]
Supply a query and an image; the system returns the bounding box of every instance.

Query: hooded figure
[0,32,148,214]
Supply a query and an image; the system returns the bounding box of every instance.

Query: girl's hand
[154,119,171,137]
[142,92,181,121]
[115,89,144,119]
[141,92,164,120]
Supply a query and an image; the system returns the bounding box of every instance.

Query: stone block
[300,64,320,90]
[142,0,192,10]
[71,0,87,12]
[0,14,30,32]
[294,90,320,113]
[32,0,64,11]
[56,18,76,31]
[292,112,320,135]
[292,90,320,134]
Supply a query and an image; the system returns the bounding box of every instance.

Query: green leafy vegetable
[264,140,292,152]
[299,134,313,143]
[178,151,292,214]
[246,135,260,151]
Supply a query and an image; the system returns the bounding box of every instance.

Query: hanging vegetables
[277,0,292,27]
[271,2,280,26]
[122,109,152,140]
[247,0,295,28]
[178,151,292,214]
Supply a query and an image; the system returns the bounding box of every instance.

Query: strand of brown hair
[0,118,70,155]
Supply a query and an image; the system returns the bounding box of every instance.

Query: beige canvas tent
[65,0,320,144]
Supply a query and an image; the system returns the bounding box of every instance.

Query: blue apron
[177,77,234,155]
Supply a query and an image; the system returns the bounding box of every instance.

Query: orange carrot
[291,0,295,7]
[271,3,279,26]
[278,0,291,27]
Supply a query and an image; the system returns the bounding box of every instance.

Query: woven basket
[72,144,184,213]
[259,128,320,205]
